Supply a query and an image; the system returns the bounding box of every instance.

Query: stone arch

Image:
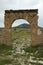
[4,9,38,46]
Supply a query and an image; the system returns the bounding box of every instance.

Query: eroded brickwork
[0,29,4,44]
[4,9,43,46]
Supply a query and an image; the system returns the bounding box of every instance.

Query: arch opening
[12,19,29,27]
[11,19,31,46]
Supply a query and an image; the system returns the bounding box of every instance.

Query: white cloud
[38,0,43,27]
[0,0,43,27]
[15,0,39,9]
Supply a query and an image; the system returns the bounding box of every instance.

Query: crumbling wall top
[5,9,38,13]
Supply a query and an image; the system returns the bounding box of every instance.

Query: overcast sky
[0,0,43,27]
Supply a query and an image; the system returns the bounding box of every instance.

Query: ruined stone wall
[0,30,4,44]
[0,28,43,45]
[38,29,43,45]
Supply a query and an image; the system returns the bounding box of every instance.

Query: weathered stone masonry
[0,30,4,44]
[3,9,43,46]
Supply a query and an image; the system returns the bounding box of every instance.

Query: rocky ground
[0,28,43,65]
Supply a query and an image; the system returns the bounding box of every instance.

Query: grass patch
[0,28,43,65]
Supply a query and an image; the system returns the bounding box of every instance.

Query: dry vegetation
[0,27,43,65]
